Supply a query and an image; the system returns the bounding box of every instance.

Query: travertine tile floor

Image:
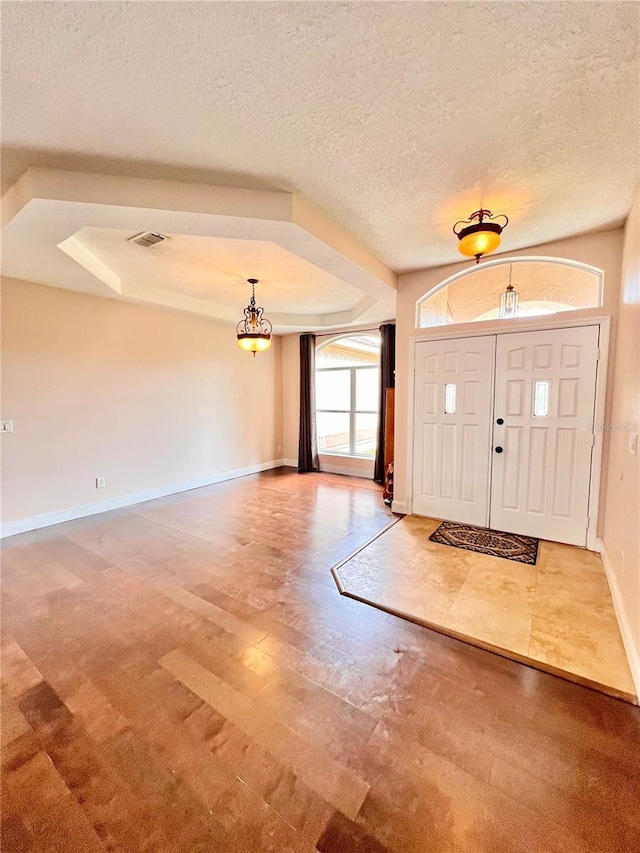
[335,515,636,701]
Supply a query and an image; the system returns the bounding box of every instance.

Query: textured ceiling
[2,1,638,272]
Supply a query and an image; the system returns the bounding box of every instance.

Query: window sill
[319,451,376,461]
[319,453,375,480]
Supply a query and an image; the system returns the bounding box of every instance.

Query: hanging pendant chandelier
[499,264,519,318]
[453,208,509,263]
[236,278,272,356]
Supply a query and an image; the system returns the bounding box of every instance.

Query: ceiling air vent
[127,231,169,248]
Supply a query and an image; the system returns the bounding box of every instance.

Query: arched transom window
[417,259,603,328]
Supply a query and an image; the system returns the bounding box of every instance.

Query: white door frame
[403,315,610,551]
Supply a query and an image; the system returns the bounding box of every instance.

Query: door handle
[495,446,504,453]
[496,418,504,425]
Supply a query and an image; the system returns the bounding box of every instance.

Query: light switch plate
[0,420,13,433]
[629,433,638,456]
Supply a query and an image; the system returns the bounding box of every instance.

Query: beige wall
[602,188,640,665]
[393,228,625,526]
[1,278,282,524]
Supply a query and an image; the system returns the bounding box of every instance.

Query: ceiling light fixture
[499,264,519,318]
[453,208,509,263]
[236,278,272,356]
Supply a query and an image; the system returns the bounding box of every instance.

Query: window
[444,383,456,414]
[533,381,550,417]
[316,335,380,457]
[417,260,602,328]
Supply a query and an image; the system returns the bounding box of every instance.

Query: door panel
[413,337,494,525]
[489,326,599,545]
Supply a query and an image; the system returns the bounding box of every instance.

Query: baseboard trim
[391,500,408,515]
[597,538,640,700]
[282,458,298,468]
[1,459,287,539]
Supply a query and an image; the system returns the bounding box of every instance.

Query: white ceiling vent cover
[128,231,169,248]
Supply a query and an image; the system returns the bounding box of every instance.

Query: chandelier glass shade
[499,265,520,318]
[453,209,509,263]
[236,278,272,355]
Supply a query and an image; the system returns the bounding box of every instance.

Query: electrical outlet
[96,477,106,489]
[0,420,13,433]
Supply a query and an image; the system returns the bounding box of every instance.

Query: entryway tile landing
[332,515,636,703]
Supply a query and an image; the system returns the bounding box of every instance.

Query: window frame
[316,363,379,458]
[415,257,604,330]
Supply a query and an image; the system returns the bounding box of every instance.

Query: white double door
[412,325,600,546]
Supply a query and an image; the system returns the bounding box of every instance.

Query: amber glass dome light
[237,334,272,354]
[453,209,509,263]
[236,278,272,356]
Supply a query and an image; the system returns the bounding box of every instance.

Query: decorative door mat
[429,521,539,565]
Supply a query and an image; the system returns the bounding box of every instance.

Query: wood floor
[2,469,639,853]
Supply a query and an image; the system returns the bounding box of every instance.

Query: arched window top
[316,333,380,367]
[416,257,603,329]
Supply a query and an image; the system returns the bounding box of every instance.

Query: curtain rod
[313,325,393,338]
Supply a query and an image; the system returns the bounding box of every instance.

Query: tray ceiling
[1,168,397,332]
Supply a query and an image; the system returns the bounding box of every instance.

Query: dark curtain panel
[374,323,396,483]
[298,333,319,473]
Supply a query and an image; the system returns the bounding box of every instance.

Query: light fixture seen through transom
[236,278,272,356]
[499,264,520,318]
